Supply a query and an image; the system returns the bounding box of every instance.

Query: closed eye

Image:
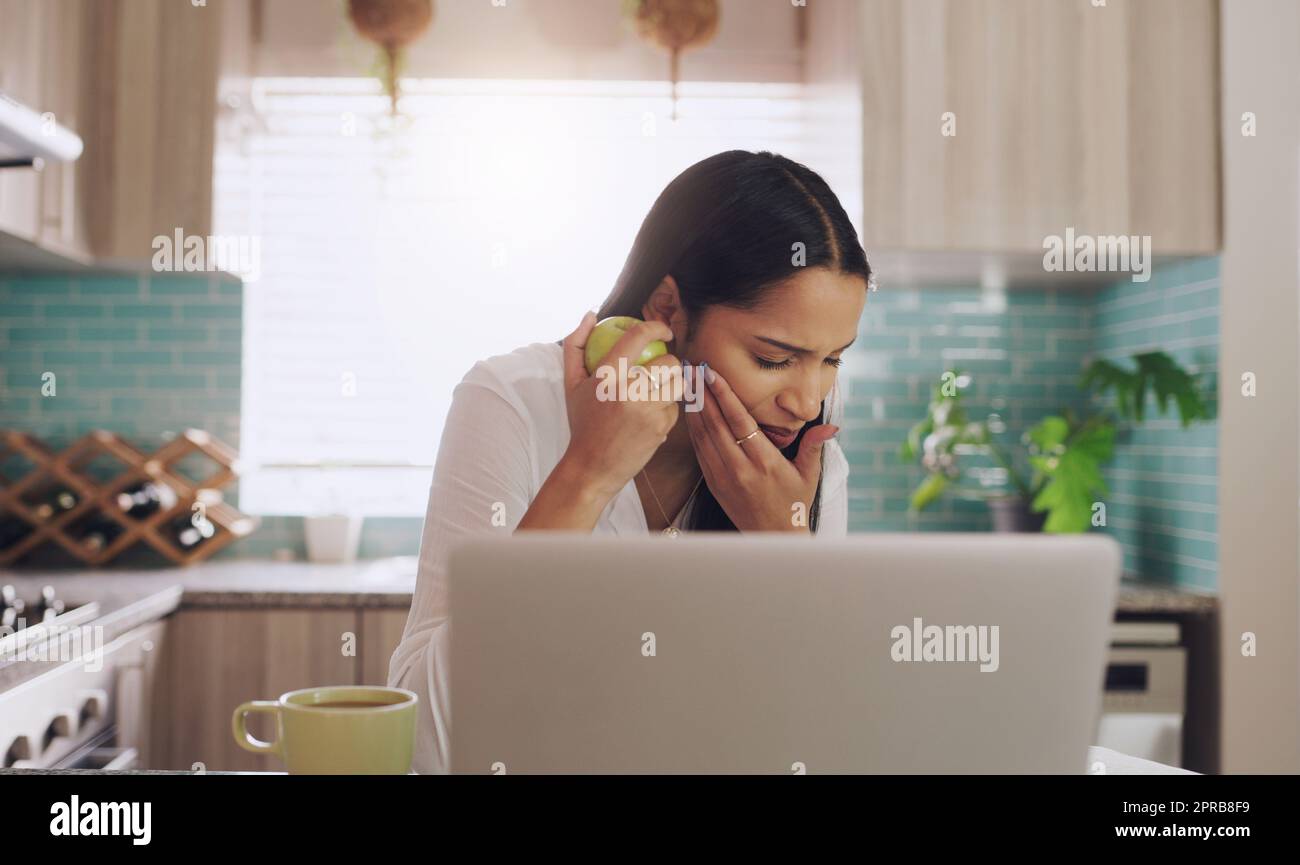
[754,355,793,370]
[755,355,845,371]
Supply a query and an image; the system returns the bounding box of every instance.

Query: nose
[775,366,824,424]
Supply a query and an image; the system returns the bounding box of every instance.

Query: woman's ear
[642,275,688,340]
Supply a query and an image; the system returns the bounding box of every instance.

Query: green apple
[584,316,668,375]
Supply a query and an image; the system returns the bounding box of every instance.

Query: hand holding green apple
[583,316,669,375]
[557,312,682,501]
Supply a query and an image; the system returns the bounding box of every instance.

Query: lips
[759,424,799,448]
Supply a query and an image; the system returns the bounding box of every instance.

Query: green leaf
[1136,352,1209,426]
[1070,421,1116,462]
[1082,351,1210,426]
[1030,445,1109,533]
[910,472,948,512]
[1028,455,1056,474]
[1081,359,1133,417]
[1026,416,1069,452]
[900,416,933,463]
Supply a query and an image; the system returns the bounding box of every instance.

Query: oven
[0,601,165,771]
[1096,620,1186,768]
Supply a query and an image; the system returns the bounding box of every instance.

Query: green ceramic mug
[232,685,418,774]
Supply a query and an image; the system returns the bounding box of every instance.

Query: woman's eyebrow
[756,336,857,354]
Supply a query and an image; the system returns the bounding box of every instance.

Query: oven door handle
[89,746,139,771]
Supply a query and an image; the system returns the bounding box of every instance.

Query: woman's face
[674,268,866,450]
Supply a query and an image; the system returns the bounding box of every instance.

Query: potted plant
[899,352,1212,533]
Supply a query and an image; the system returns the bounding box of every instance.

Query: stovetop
[0,583,95,631]
[0,583,100,661]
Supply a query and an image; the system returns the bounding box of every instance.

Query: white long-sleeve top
[386,340,850,774]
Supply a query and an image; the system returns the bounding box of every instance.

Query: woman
[388,150,872,774]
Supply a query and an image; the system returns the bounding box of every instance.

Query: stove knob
[1,599,24,630]
[79,689,108,724]
[3,735,32,768]
[35,586,64,622]
[42,710,78,751]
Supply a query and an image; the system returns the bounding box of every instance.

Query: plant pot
[987,497,1046,533]
[304,514,364,563]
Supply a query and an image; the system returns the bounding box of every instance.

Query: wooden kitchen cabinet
[78,0,221,261]
[0,0,221,265]
[359,608,410,687]
[0,0,90,261]
[150,608,367,772]
[0,0,43,244]
[854,0,1220,254]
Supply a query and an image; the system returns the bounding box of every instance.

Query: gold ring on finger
[735,428,761,446]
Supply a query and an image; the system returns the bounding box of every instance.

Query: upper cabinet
[0,0,89,262]
[0,0,221,267]
[847,0,1220,255]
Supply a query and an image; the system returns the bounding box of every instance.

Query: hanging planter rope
[347,0,435,116]
[624,0,720,121]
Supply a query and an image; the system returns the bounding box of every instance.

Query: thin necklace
[640,469,703,537]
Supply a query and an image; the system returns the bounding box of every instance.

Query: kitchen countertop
[1116,578,1218,614]
[0,557,419,610]
[0,558,417,694]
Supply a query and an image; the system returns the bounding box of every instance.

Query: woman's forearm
[516,453,621,532]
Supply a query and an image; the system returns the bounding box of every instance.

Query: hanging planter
[624,0,720,121]
[347,0,435,116]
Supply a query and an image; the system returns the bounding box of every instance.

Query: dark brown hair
[596,150,871,532]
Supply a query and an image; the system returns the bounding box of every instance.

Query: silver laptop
[448,533,1121,774]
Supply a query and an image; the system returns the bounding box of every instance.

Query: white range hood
[0,92,83,165]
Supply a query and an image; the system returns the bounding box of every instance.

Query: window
[214,77,806,516]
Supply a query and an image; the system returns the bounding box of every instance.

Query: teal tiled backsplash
[2,273,242,444]
[3,262,1218,586]
[0,272,422,565]
[1093,259,1219,591]
[842,257,1219,589]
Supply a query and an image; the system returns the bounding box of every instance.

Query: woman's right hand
[559,312,681,498]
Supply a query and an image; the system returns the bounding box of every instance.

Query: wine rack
[0,429,259,567]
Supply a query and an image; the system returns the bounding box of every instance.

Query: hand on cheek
[684,365,838,532]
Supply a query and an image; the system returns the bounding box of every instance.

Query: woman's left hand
[684,365,838,532]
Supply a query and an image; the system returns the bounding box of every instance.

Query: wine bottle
[115,481,177,520]
[75,515,124,552]
[171,512,216,549]
[0,517,32,550]
[31,488,77,522]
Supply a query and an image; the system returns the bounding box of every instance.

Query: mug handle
[232,701,282,755]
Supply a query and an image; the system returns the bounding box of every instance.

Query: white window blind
[213,77,806,516]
